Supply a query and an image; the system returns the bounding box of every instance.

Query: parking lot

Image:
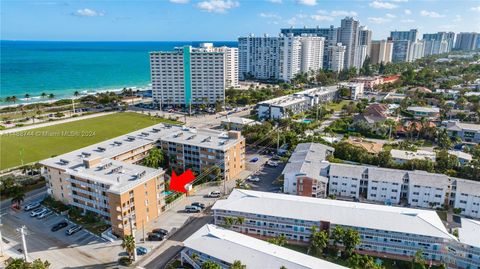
[1,199,121,269]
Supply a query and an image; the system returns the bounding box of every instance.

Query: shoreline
[0,84,151,108]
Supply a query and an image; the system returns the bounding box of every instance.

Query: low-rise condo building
[443,121,480,143]
[213,189,457,265]
[406,106,440,120]
[220,116,260,131]
[338,82,364,100]
[282,143,334,198]
[181,224,347,269]
[40,123,245,237]
[256,86,339,120]
[452,218,480,269]
[450,178,480,219]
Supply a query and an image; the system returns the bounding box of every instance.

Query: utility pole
[129,217,138,262]
[18,226,29,262]
[72,99,75,115]
[142,219,145,243]
[277,131,280,154]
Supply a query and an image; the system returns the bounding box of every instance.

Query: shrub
[118,257,132,266]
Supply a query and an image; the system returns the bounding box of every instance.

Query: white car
[24,202,41,211]
[208,191,221,198]
[37,210,53,219]
[248,177,260,182]
[30,207,47,217]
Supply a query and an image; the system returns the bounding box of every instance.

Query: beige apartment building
[39,123,245,237]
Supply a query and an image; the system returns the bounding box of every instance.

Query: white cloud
[471,6,480,12]
[169,0,189,3]
[401,19,415,23]
[330,10,357,17]
[72,8,105,17]
[368,17,390,24]
[267,0,282,3]
[391,0,408,2]
[310,14,334,21]
[369,1,397,9]
[453,15,462,22]
[296,0,317,6]
[287,17,298,25]
[197,0,239,13]
[420,10,445,18]
[404,9,412,15]
[385,13,396,18]
[259,12,281,19]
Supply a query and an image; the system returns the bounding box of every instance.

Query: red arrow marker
[169,169,196,193]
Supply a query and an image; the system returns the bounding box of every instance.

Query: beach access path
[0,111,114,135]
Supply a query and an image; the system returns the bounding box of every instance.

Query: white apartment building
[238,35,280,80]
[300,36,325,73]
[326,43,346,72]
[282,143,333,198]
[279,35,302,82]
[353,44,368,71]
[181,224,347,269]
[256,86,339,119]
[407,41,425,62]
[150,45,226,107]
[338,82,364,100]
[453,218,480,269]
[407,171,450,209]
[239,34,325,82]
[327,163,451,209]
[213,189,457,265]
[450,178,480,219]
[200,43,239,88]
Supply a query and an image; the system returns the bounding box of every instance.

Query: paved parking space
[1,204,118,269]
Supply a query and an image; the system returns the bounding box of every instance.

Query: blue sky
[2,0,480,41]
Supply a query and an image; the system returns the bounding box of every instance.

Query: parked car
[248,177,260,182]
[24,202,41,211]
[208,191,221,198]
[152,228,169,236]
[37,210,53,219]
[266,161,278,167]
[30,208,47,217]
[51,221,68,232]
[250,157,259,163]
[271,155,281,161]
[136,246,149,255]
[147,233,164,241]
[66,225,83,236]
[191,202,205,210]
[185,206,201,213]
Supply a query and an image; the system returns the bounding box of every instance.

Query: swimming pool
[163,191,173,196]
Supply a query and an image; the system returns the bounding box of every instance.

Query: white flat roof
[282,143,334,182]
[406,106,440,113]
[448,150,473,161]
[391,149,436,161]
[184,224,347,269]
[213,189,456,240]
[458,218,480,248]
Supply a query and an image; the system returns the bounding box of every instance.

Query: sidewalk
[0,112,114,135]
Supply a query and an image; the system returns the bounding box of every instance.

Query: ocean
[0,40,237,104]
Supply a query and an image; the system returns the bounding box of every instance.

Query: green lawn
[0,112,180,170]
[326,100,350,112]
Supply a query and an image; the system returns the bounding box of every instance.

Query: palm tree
[142,148,165,168]
[331,226,344,252]
[411,250,426,269]
[342,228,361,257]
[24,93,30,100]
[268,234,287,246]
[10,96,17,104]
[48,93,55,99]
[235,216,245,226]
[223,216,235,228]
[230,260,246,269]
[11,189,25,207]
[309,226,329,256]
[74,91,80,97]
[121,235,136,261]
[41,92,47,99]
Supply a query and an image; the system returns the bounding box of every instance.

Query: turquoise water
[0,41,236,104]
[163,191,173,196]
